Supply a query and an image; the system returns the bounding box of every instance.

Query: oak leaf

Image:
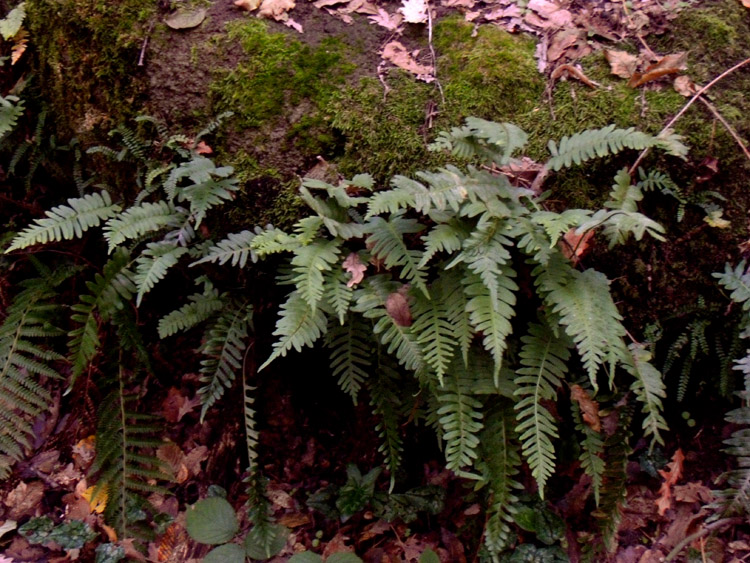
[343,252,367,287]
[605,49,638,79]
[381,41,433,79]
[656,448,685,515]
[368,8,403,31]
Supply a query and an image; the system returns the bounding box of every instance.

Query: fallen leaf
[656,449,685,515]
[399,0,427,23]
[385,291,412,327]
[551,64,599,88]
[278,513,310,528]
[4,482,44,520]
[381,41,433,78]
[322,533,355,558]
[258,0,295,20]
[546,30,580,63]
[11,28,27,65]
[527,0,572,27]
[743,0,750,7]
[368,8,403,31]
[162,388,200,423]
[560,229,593,263]
[673,75,699,97]
[605,49,638,79]
[570,384,601,432]
[673,481,713,503]
[165,8,207,30]
[343,253,367,287]
[194,141,212,155]
[102,523,118,542]
[628,52,688,88]
[704,209,730,229]
[285,17,304,32]
[235,0,262,10]
[441,0,475,7]
[484,5,521,21]
[81,484,108,514]
[267,487,294,509]
[359,520,390,542]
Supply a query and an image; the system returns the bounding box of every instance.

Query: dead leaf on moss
[550,64,599,88]
[527,0,573,28]
[605,49,638,79]
[400,0,428,23]
[570,384,601,432]
[673,75,698,97]
[381,41,433,80]
[628,52,688,88]
[165,8,207,30]
[258,0,295,21]
[368,8,403,31]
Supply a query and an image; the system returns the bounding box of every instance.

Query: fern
[545,125,687,171]
[572,400,605,506]
[157,281,224,339]
[191,229,259,268]
[368,355,405,491]
[622,344,667,447]
[429,117,528,166]
[513,323,571,497]
[198,302,254,420]
[435,358,484,478]
[6,192,121,252]
[0,95,24,138]
[243,382,260,473]
[103,201,186,252]
[133,242,189,307]
[0,274,65,477]
[411,285,456,385]
[326,315,372,403]
[291,240,341,312]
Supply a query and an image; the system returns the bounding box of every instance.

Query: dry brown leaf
[399,0,428,23]
[102,524,118,542]
[343,253,367,287]
[368,8,403,31]
[656,448,685,515]
[550,64,599,88]
[267,487,295,509]
[162,388,199,423]
[484,5,521,21]
[258,0,295,20]
[385,291,412,327]
[546,30,580,63]
[381,41,433,79]
[4,482,44,520]
[278,513,310,528]
[72,435,96,469]
[11,29,27,66]
[194,141,212,155]
[235,0,262,10]
[743,0,750,7]
[441,0,475,7]
[560,229,593,263]
[322,533,355,558]
[673,481,713,503]
[527,0,573,27]
[343,0,379,15]
[165,8,207,29]
[285,17,304,32]
[605,49,638,79]
[673,75,698,97]
[628,52,688,88]
[359,520,390,542]
[570,384,601,432]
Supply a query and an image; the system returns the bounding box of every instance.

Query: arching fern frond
[198,302,254,420]
[419,220,468,268]
[513,322,571,498]
[103,201,186,252]
[291,240,341,312]
[622,343,667,447]
[6,192,121,252]
[133,242,189,307]
[368,354,405,491]
[191,230,259,268]
[411,283,457,385]
[365,215,428,297]
[429,117,527,166]
[572,400,605,506]
[158,281,224,339]
[326,314,372,403]
[546,125,687,171]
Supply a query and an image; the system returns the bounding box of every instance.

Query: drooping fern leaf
[368,353,405,491]
[411,285,456,386]
[291,240,341,313]
[191,229,259,268]
[365,215,428,297]
[326,315,372,403]
[6,192,121,252]
[198,302,254,420]
[0,94,24,138]
[429,117,528,166]
[0,275,65,477]
[157,280,224,339]
[622,343,668,447]
[102,201,186,252]
[513,322,571,498]
[133,242,189,307]
[572,400,605,506]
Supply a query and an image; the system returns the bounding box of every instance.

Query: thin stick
[629,57,750,175]
[697,96,750,163]
[137,21,155,67]
[664,517,743,562]
[425,0,445,106]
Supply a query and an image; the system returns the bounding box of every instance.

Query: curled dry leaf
[628,52,688,88]
[570,384,601,432]
[656,448,685,516]
[385,291,412,327]
[381,41,433,78]
[550,63,599,88]
[343,252,367,287]
[560,229,593,264]
[11,29,27,65]
[605,49,638,79]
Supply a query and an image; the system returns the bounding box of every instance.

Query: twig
[664,517,744,562]
[137,21,155,67]
[425,0,445,106]
[629,57,750,175]
[619,0,656,59]
[697,95,750,163]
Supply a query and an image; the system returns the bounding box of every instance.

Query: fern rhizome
[3,116,688,555]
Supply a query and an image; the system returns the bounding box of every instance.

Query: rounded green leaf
[288,553,324,563]
[185,497,239,545]
[203,543,246,563]
[244,524,288,560]
[419,549,440,563]
[326,554,363,563]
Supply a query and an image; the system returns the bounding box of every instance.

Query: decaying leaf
[400,0,428,23]
[81,484,109,514]
[368,8,403,31]
[550,63,599,88]
[673,75,698,97]
[628,52,688,88]
[11,28,27,65]
[527,0,573,28]
[285,17,304,32]
[385,291,412,327]
[605,49,638,79]
[343,253,367,287]
[258,0,296,21]
[165,8,207,30]
[742,0,750,8]
[162,387,200,423]
[704,209,730,229]
[570,384,601,432]
[656,448,685,515]
[235,0,262,10]
[560,229,593,263]
[673,481,713,504]
[4,482,44,520]
[381,41,433,80]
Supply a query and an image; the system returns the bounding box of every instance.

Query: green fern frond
[90,384,167,538]
[530,209,592,248]
[352,277,425,373]
[133,242,189,307]
[366,176,427,218]
[547,269,625,390]
[323,265,354,324]
[419,220,468,268]
[291,240,341,312]
[194,111,234,145]
[365,215,428,297]
[513,323,571,497]
[0,95,24,138]
[6,192,121,252]
[572,401,605,506]
[368,355,405,491]
[715,260,750,311]
[0,276,65,477]
[198,302,253,420]
[622,344,668,447]
[546,125,687,171]
[327,315,372,403]
[103,201,186,252]
[578,209,665,247]
[436,357,484,478]
[191,230,259,268]
[158,284,224,339]
[243,382,259,472]
[411,284,457,385]
[260,291,328,371]
[441,268,473,366]
[429,117,527,166]
[250,227,301,257]
[479,404,522,556]
[464,268,517,382]
[177,175,239,227]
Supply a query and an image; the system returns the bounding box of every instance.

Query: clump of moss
[26,0,156,139]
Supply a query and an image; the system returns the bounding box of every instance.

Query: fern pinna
[198,118,681,556]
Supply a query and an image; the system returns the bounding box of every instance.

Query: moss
[26,0,156,139]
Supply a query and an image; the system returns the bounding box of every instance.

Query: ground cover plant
[3,0,750,561]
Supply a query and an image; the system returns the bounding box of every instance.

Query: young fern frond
[513,323,571,497]
[323,265,354,324]
[157,283,224,339]
[191,229,259,268]
[326,315,372,403]
[368,355,405,491]
[198,302,254,420]
[419,220,468,268]
[429,117,527,166]
[479,404,522,556]
[0,276,65,477]
[103,201,186,252]
[133,242,189,307]
[243,383,259,473]
[622,344,667,447]
[435,357,484,478]
[6,192,121,252]
[547,269,626,390]
[545,125,687,171]
[291,240,341,312]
